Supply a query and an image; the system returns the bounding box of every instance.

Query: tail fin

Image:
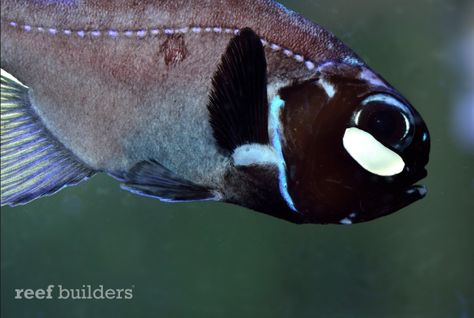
[1,69,95,206]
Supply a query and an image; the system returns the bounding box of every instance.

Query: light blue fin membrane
[1,69,95,206]
[121,160,218,202]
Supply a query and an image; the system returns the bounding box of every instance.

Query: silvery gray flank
[0,0,430,224]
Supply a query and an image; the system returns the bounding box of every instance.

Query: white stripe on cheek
[269,95,298,212]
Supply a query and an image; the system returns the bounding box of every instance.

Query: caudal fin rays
[1,69,95,206]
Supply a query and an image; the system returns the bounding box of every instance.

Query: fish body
[0,0,430,224]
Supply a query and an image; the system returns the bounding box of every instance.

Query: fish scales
[1,0,353,180]
[0,0,429,224]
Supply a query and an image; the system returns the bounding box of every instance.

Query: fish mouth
[373,184,428,218]
[403,167,428,198]
[355,175,428,223]
[405,184,427,197]
[373,167,429,219]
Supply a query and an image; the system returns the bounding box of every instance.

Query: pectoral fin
[207,28,270,154]
[121,160,219,202]
[1,69,95,206]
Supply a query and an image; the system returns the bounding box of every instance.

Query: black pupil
[357,101,409,146]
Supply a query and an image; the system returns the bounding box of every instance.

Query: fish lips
[352,169,428,223]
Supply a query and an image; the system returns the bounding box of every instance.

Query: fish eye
[342,94,415,177]
[352,94,414,150]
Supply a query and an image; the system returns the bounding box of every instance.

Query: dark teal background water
[1,1,473,317]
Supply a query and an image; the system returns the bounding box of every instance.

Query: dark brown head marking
[276,62,429,224]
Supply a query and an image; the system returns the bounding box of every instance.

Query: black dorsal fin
[207,28,269,153]
[121,160,218,202]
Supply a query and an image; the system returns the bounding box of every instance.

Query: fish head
[275,61,430,224]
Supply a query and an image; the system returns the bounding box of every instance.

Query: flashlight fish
[0,0,430,224]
